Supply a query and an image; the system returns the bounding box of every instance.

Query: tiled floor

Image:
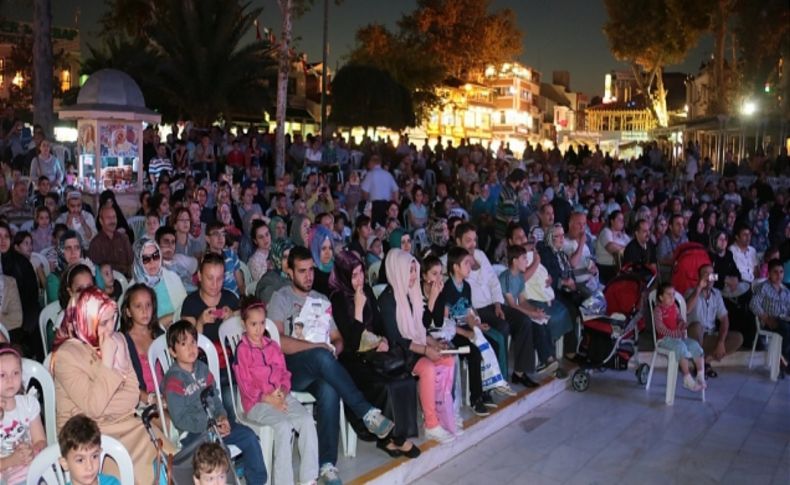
[414,368,790,485]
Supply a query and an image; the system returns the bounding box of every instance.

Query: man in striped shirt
[750,259,790,373]
[494,168,525,241]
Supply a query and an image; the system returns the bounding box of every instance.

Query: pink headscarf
[385,249,426,345]
[52,287,118,355]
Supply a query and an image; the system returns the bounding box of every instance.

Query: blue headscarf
[310,225,334,273]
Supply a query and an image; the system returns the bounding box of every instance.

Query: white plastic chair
[749,315,782,381]
[238,261,255,296]
[646,289,705,405]
[0,322,9,341]
[266,319,358,457]
[31,252,50,277]
[113,271,129,295]
[22,358,57,446]
[39,301,63,357]
[218,317,275,483]
[26,435,134,485]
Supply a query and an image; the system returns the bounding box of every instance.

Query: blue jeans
[183,421,267,485]
[286,347,374,466]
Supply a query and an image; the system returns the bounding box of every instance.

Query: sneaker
[363,408,395,439]
[683,374,702,392]
[455,416,465,435]
[481,391,498,408]
[319,463,342,485]
[492,385,517,397]
[536,360,560,374]
[472,400,491,416]
[425,425,455,443]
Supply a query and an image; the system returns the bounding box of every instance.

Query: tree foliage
[329,64,415,131]
[603,0,710,126]
[733,0,790,113]
[349,0,522,121]
[85,0,277,126]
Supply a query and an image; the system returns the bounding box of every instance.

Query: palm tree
[145,0,277,127]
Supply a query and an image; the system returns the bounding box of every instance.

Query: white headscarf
[385,249,426,345]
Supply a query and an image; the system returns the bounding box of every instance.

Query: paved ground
[414,367,790,485]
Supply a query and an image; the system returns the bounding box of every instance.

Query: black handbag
[361,345,411,377]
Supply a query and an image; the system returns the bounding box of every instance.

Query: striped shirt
[750,281,790,319]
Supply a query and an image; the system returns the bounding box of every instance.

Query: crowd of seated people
[1,120,789,484]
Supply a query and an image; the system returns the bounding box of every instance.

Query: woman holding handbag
[379,249,458,444]
[329,250,420,458]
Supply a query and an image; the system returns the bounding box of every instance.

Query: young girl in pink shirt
[233,298,318,485]
[653,283,706,392]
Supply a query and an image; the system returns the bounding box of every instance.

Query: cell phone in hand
[212,309,225,319]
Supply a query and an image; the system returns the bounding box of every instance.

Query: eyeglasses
[141,251,161,264]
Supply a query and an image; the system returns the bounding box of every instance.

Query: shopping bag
[472,326,506,391]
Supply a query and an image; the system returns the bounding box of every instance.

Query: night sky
[7,0,714,97]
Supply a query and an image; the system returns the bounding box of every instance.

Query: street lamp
[741,99,757,116]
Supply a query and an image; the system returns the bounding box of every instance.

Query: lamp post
[740,99,759,159]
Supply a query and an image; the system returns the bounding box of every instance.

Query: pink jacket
[233,334,292,414]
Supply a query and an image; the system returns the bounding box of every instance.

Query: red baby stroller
[671,242,711,295]
[571,265,655,392]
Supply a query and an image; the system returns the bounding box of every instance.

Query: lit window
[11,71,23,88]
[60,69,71,91]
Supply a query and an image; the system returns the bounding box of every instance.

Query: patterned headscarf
[329,250,363,299]
[310,225,334,273]
[428,219,449,248]
[132,237,163,287]
[53,286,118,354]
[268,216,286,239]
[269,237,295,276]
[385,249,425,345]
[388,228,406,250]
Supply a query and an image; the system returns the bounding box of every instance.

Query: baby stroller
[671,242,712,295]
[571,265,655,392]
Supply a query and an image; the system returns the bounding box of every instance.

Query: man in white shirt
[563,212,600,298]
[452,222,537,390]
[729,224,758,283]
[360,155,398,228]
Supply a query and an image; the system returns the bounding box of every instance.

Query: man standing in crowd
[361,155,398,228]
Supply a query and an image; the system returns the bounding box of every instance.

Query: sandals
[705,363,718,379]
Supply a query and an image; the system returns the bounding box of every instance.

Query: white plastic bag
[472,326,506,391]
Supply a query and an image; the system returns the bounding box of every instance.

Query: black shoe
[554,368,568,379]
[472,400,491,416]
[481,391,498,408]
[511,372,540,388]
[376,439,403,457]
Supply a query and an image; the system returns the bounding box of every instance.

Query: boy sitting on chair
[163,320,267,485]
[58,414,120,485]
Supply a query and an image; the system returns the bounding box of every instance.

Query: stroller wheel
[636,363,650,386]
[571,369,590,392]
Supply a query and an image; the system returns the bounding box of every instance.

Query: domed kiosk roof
[59,69,161,122]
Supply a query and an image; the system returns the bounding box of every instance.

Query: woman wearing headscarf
[538,223,580,355]
[269,215,288,241]
[329,250,420,458]
[51,287,172,484]
[254,237,295,303]
[688,213,709,247]
[130,237,187,329]
[310,225,335,296]
[378,249,457,444]
[290,213,311,248]
[425,218,450,259]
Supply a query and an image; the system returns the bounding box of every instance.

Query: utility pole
[320,0,329,137]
